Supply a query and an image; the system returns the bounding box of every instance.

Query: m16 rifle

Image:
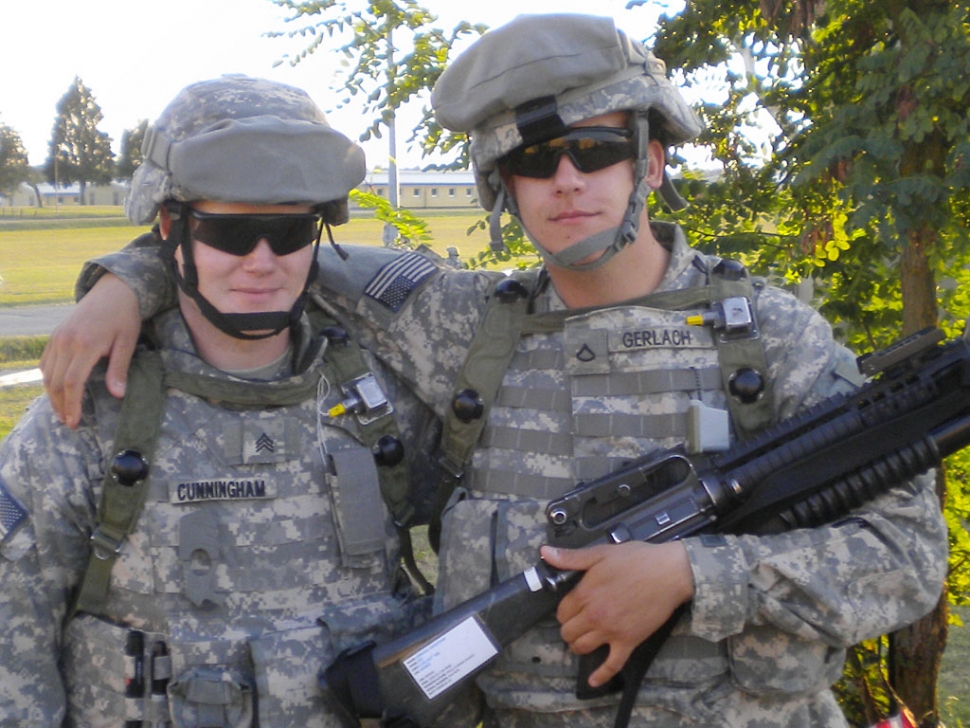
[321,325,969,728]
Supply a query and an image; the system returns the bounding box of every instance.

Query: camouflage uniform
[64,13,948,728]
[0,306,434,727]
[0,74,445,728]
[310,228,947,728]
[77,225,948,727]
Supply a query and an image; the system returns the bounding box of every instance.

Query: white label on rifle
[403,616,499,700]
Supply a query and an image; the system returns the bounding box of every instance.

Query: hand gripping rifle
[321,325,970,728]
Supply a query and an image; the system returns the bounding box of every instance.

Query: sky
[0,0,685,171]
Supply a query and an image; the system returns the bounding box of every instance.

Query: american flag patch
[0,477,27,541]
[363,253,437,312]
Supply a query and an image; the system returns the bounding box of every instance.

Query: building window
[466,189,472,196]
[448,188,455,197]
[413,188,421,196]
[431,188,438,197]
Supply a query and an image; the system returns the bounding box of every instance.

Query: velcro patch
[0,477,27,541]
[611,326,711,352]
[169,479,277,504]
[363,252,437,312]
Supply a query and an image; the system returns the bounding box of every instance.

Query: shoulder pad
[318,245,442,312]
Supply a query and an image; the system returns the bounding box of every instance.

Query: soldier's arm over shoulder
[314,245,501,412]
[78,230,177,320]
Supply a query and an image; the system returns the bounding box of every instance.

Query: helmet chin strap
[490,112,687,272]
[167,205,320,341]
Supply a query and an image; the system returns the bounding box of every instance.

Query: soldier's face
[169,200,316,318]
[507,112,663,264]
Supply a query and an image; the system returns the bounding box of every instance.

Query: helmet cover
[431,14,702,211]
[126,75,365,225]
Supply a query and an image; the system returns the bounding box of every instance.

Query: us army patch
[611,326,712,352]
[363,252,437,312]
[169,478,277,505]
[0,476,27,541]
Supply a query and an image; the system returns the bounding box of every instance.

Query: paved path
[0,304,73,388]
[0,303,74,336]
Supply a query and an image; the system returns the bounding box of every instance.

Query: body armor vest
[434,264,770,714]
[64,315,417,728]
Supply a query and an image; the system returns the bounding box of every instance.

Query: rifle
[321,325,970,728]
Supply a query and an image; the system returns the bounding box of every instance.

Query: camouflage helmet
[126,75,365,225]
[431,13,702,213]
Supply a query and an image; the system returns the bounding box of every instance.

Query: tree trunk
[892,227,947,727]
[899,229,937,337]
[889,473,948,728]
[890,5,951,700]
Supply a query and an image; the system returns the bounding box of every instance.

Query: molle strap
[708,265,774,440]
[520,285,717,335]
[162,368,322,406]
[71,349,166,619]
[518,262,774,440]
[430,271,536,550]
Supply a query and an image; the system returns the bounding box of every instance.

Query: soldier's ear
[645,140,665,191]
[158,207,172,240]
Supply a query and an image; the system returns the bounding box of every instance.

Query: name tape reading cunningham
[170,479,275,504]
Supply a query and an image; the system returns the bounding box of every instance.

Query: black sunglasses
[501,127,635,179]
[189,210,323,257]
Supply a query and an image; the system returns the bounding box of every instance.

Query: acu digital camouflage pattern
[430,13,703,212]
[309,224,947,728]
[126,75,365,226]
[0,308,431,726]
[77,222,948,727]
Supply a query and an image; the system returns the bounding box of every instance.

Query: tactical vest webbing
[71,350,165,620]
[428,271,533,551]
[311,311,434,595]
[430,260,774,545]
[74,319,431,619]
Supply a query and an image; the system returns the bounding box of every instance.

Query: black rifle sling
[71,348,165,620]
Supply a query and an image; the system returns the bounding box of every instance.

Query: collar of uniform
[649,222,708,294]
[149,309,326,406]
[532,221,697,315]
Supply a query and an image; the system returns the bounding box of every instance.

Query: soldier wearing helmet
[44,14,946,728]
[432,13,701,274]
[0,75,440,726]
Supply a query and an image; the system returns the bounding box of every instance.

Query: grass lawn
[0,207,493,308]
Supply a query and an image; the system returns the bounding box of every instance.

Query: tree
[44,77,114,204]
[267,1,970,722]
[647,1,970,724]
[117,120,148,181]
[269,0,485,154]
[0,121,31,200]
